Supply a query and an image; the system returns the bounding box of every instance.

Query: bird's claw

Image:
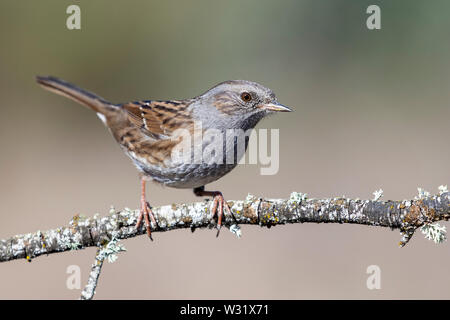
[210,192,233,237]
[136,201,157,240]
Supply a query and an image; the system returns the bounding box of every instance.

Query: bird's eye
[241,92,252,102]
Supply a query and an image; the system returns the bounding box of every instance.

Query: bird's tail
[36,76,119,115]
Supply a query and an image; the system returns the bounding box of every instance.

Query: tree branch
[2,190,449,299]
[1,191,449,265]
[80,247,104,300]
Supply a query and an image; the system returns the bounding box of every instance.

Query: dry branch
[1,190,449,299]
[1,191,449,264]
[80,248,104,300]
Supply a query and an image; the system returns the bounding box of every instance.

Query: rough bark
[80,248,104,300]
[1,191,449,264]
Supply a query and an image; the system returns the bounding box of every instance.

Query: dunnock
[36,76,291,238]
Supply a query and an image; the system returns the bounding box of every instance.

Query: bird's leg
[136,177,157,240]
[193,186,236,237]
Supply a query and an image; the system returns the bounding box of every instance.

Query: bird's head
[192,80,292,130]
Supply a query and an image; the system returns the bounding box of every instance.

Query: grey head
[189,80,292,131]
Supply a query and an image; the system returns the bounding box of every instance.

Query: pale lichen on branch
[79,235,126,300]
[1,188,449,299]
[1,189,449,265]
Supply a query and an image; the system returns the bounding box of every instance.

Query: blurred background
[1,0,450,299]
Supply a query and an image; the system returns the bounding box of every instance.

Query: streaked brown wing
[121,100,193,138]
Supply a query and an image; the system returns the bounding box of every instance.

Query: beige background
[1,0,450,299]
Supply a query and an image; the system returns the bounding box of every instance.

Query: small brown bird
[36,76,291,238]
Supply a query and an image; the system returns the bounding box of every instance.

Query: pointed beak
[261,102,293,112]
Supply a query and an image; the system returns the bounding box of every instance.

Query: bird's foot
[193,187,238,237]
[209,191,233,237]
[136,201,157,240]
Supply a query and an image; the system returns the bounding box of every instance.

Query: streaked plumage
[36,76,291,237]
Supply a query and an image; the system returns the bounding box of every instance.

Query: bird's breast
[124,130,250,189]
